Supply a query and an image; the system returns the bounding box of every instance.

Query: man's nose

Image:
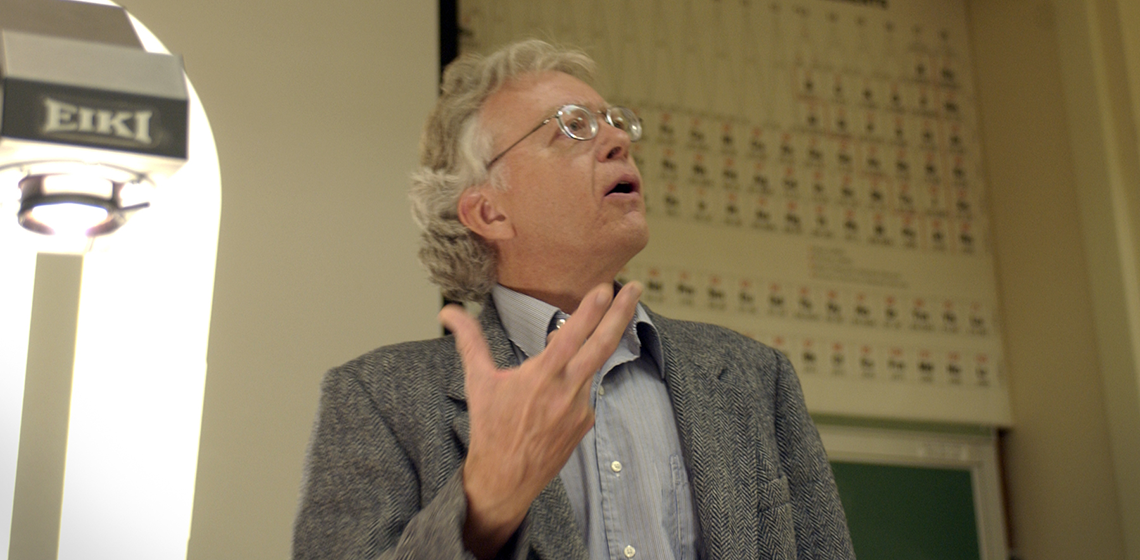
[597,121,632,161]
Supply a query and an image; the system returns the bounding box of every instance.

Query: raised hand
[438,282,643,559]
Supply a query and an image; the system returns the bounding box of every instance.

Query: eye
[558,106,597,140]
[564,116,588,134]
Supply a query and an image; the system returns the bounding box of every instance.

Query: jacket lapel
[446,300,587,560]
[653,312,758,560]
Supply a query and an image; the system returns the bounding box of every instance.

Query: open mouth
[609,181,635,195]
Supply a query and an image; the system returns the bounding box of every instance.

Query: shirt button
[598,386,605,396]
[555,317,566,330]
[624,545,636,558]
[610,461,622,473]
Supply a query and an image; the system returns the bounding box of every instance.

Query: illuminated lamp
[0,21,188,239]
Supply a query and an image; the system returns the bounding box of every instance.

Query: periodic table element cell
[829,340,851,377]
[946,351,966,386]
[795,285,821,321]
[747,162,775,200]
[859,107,883,141]
[974,353,996,387]
[644,267,666,305]
[921,181,949,216]
[658,146,679,181]
[747,126,772,161]
[767,282,788,317]
[723,190,743,227]
[860,141,885,175]
[950,153,970,187]
[656,111,677,145]
[687,150,712,187]
[968,301,990,336]
[941,299,960,333]
[674,270,698,307]
[804,134,827,168]
[939,88,963,120]
[883,294,904,329]
[921,150,944,186]
[719,120,738,155]
[824,289,846,323]
[927,216,950,252]
[898,212,921,249]
[867,175,891,209]
[955,219,978,255]
[887,346,911,382]
[834,137,856,171]
[783,199,805,235]
[810,204,838,240]
[837,172,860,207]
[782,165,803,199]
[797,98,828,133]
[704,274,728,311]
[911,83,938,116]
[751,196,777,231]
[798,337,822,375]
[808,168,829,202]
[692,184,716,223]
[910,297,935,331]
[944,120,967,153]
[778,131,798,165]
[720,156,741,191]
[895,181,918,213]
[917,117,940,151]
[916,348,940,384]
[736,278,759,314]
[662,182,682,218]
[852,292,878,327]
[841,207,864,243]
[868,211,894,247]
[858,344,879,380]
[685,115,709,151]
[893,147,913,180]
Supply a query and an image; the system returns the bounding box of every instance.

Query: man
[294,40,854,560]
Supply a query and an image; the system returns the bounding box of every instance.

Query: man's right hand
[438,282,643,560]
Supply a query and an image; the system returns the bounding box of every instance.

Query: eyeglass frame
[484,104,642,169]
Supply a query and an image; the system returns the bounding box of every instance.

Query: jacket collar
[649,308,758,560]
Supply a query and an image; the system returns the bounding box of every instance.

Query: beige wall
[109,1,441,557]
[970,0,1139,558]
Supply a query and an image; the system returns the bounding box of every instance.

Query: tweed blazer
[294,302,855,560]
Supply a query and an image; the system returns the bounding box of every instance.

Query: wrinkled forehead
[480,71,607,133]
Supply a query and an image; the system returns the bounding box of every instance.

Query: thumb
[439,304,496,377]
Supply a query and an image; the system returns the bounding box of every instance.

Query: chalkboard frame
[819,425,1009,560]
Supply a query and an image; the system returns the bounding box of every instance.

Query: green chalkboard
[831,461,981,560]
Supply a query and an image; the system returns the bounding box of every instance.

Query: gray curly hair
[409,39,596,302]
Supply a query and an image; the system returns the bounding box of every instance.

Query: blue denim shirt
[492,285,699,560]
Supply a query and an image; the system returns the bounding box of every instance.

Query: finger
[439,304,497,378]
[535,283,615,369]
[566,281,643,379]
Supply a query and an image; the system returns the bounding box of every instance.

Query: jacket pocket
[757,475,796,559]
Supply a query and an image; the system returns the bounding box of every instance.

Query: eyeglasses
[486,104,642,169]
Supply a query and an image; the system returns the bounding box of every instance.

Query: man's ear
[457,186,513,241]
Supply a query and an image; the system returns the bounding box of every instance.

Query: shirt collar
[491,284,662,376]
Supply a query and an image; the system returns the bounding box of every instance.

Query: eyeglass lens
[556,105,642,142]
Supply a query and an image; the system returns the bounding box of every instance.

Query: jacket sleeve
[770,349,857,559]
[292,365,477,560]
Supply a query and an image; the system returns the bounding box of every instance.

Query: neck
[497,263,621,314]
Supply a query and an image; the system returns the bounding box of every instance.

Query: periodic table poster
[458,0,1012,425]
